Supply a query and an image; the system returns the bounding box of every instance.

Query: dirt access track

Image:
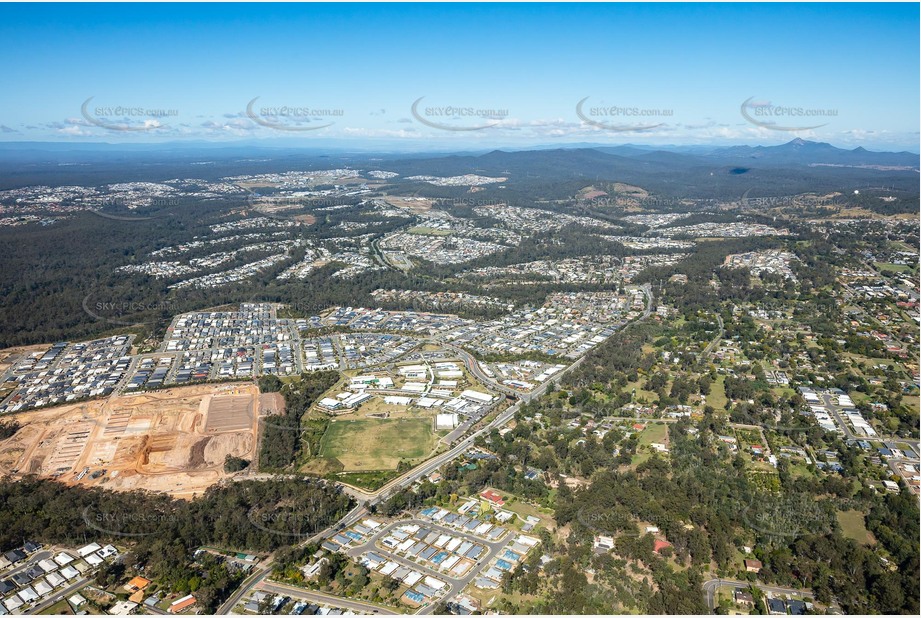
[0,383,262,499]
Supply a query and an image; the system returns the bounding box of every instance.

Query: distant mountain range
[594,139,919,168]
[0,138,917,163]
[0,139,916,205]
[376,139,919,188]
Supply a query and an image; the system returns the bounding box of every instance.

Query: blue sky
[1,2,918,151]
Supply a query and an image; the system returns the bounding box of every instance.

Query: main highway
[702,312,725,359]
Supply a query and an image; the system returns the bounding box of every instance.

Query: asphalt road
[215,503,372,615]
[25,576,90,615]
[260,581,395,614]
[702,312,725,359]
[340,405,520,505]
[2,549,52,579]
[220,365,532,613]
[217,285,656,613]
[702,578,819,613]
[816,391,920,451]
[215,563,272,615]
[819,391,856,440]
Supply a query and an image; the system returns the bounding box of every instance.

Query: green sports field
[318,417,434,471]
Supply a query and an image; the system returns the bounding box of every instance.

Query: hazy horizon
[1,2,918,152]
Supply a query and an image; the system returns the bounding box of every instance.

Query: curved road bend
[702,578,817,613]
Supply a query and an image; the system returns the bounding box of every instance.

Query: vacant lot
[874,261,911,274]
[0,343,49,374]
[382,196,433,213]
[837,509,875,546]
[638,422,669,446]
[708,374,729,410]
[407,226,452,236]
[204,394,254,432]
[318,417,434,471]
[629,422,671,467]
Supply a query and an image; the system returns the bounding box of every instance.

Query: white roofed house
[109,600,138,615]
[594,535,614,551]
[77,543,101,558]
[460,389,493,404]
[33,580,53,597]
[98,545,118,559]
[38,559,58,573]
[60,566,80,580]
[17,587,38,603]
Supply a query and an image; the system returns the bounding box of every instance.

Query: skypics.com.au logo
[740,97,837,131]
[411,97,508,131]
[88,196,182,222]
[740,188,847,210]
[576,96,672,132]
[245,97,343,132]
[246,500,342,540]
[81,97,178,132]
[81,293,174,328]
[82,505,183,538]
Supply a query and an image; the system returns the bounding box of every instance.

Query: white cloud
[342,127,418,138]
[57,125,94,136]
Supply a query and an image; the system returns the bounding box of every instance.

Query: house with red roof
[168,595,196,614]
[480,489,505,506]
[744,558,763,573]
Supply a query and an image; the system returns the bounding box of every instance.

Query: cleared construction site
[0,383,263,499]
